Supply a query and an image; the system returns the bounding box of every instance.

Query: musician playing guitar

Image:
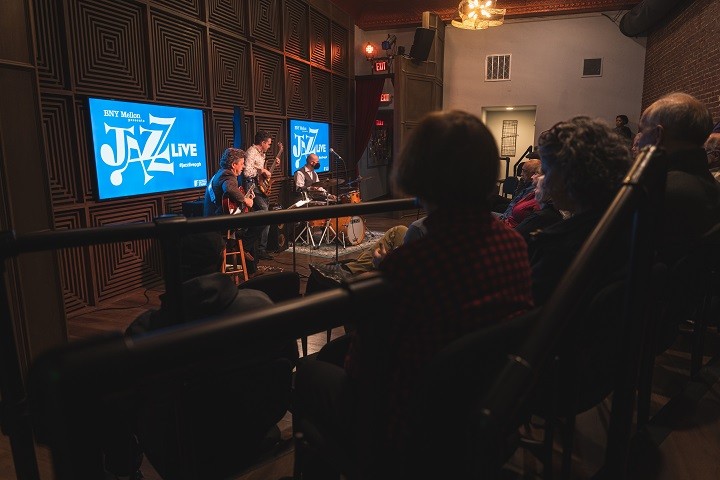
[243,131,283,260]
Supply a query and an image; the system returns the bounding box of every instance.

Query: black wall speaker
[409,27,435,62]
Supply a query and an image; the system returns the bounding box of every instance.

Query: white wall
[485,109,537,179]
[443,14,646,136]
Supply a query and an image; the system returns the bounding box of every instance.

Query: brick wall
[642,0,720,121]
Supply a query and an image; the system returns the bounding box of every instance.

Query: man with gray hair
[636,92,720,260]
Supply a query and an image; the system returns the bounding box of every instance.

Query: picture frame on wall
[367,122,392,168]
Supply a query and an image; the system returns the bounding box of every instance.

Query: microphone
[330,148,344,161]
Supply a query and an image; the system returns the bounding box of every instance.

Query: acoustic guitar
[222,184,255,215]
[258,142,284,196]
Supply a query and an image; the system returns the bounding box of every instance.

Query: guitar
[258,142,284,196]
[222,184,255,215]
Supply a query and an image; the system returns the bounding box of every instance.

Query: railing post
[154,215,187,325]
[0,231,40,480]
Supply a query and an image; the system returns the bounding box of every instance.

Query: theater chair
[292,309,540,479]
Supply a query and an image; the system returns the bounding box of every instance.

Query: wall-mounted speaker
[409,27,435,62]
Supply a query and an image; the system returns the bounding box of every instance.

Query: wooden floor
[1,211,719,479]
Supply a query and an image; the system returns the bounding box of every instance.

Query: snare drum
[336,216,366,246]
[340,190,361,204]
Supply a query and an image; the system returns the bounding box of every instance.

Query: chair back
[238,271,301,303]
[502,176,519,197]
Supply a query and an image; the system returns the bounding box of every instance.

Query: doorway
[482,107,537,180]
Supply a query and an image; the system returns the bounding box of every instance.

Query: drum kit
[291,176,372,248]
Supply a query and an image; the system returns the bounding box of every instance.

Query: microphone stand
[330,149,348,265]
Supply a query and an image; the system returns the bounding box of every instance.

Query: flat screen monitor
[87,97,208,201]
[288,119,330,175]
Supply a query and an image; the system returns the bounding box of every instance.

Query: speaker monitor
[409,27,434,62]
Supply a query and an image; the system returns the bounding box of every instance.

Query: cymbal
[311,178,345,187]
[346,175,373,186]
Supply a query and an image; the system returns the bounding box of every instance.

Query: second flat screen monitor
[289,119,330,175]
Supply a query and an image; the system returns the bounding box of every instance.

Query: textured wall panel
[89,200,163,302]
[331,75,349,124]
[311,68,330,121]
[164,190,205,215]
[309,10,330,68]
[151,10,208,106]
[249,0,282,50]
[68,0,148,98]
[210,110,235,165]
[286,59,310,118]
[330,22,348,75]
[252,47,285,116]
[73,101,95,201]
[152,0,202,19]
[285,0,309,60]
[331,124,351,171]
[34,0,68,88]
[210,31,251,109]
[55,210,93,313]
[42,95,82,207]
[253,117,286,204]
[209,0,246,36]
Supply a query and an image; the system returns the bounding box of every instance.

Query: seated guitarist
[243,131,282,261]
[204,147,259,274]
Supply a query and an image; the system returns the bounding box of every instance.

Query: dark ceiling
[328,0,640,30]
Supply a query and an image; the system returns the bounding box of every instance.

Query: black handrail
[476,145,665,478]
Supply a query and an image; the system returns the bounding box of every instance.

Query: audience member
[635,92,720,262]
[503,173,540,228]
[514,174,563,243]
[496,154,542,219]
[631,132,642,158]
[530,116,631,304]
[614,114,633,141]
[705,133,720,182]
[294,110,534,477]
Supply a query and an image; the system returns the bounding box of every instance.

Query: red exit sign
[380,93,391,103]
[375,119,384,126]
[373,60,387,72]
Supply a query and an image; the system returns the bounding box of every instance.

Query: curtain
[354,76,388,163]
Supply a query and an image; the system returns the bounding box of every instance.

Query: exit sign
[380,93,391,103]
[373,60,387,72]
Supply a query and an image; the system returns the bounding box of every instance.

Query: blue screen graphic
[88,97,208,200]
[289,119,330,175]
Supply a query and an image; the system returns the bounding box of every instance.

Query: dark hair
[392,110,498,208]
[219,148,245,169]
[616,115,629,125]
[254,130,271,145]
[538,116,630,212]
[180,232,225,281]
[526,151,541,160]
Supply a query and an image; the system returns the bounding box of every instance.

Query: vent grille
[486,54,511,81]
[583,58,602,77]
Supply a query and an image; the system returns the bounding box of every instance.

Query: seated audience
[503,173,540,228]
[294,110,534,477]
[705,132,720,182]
[529,116,631,305]
[635,92,720,263]
[514,174,562,243]
[496,154,542,218]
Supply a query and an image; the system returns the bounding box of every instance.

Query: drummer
[294,153,336,202]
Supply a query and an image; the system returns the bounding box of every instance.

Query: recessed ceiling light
[506,107,514,110]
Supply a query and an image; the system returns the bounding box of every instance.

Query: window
[486,54,511,81]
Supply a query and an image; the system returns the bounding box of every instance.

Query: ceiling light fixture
[451,0,506,30]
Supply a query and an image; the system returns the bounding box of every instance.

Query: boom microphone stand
[330,148,348,265]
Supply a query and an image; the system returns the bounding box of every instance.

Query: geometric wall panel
[68,0,148,98]
[151,10,208,106]
[253,116,286,204]
[331,75,349,124]
[331,124,351,171]
[164,190,205,215]
[209,0,246,37]
[55,209,93,314]
[210,110,235,167]
[74,101,95,202]
[152,0,202,20]
[287,59,310,118]
[252,46,285,116]
[311,68,331,121]
[249,0,282,50]
[209,31,251,109]
[34,0,68,88]
[331,22,348,75]
[285,0,309,60]
[88,200,163,302]
[310,9,330,68]
[42,95,82,207]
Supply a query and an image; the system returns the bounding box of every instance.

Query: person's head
[219,148,246,175]
[179,232,225,281]
[631,132,642,158]
[520,155,541,183]
[306,153,320,170]
[637,93,713,153]
[254,131,273,152]
[705,133,720,170]
[538,116,630,214]
[391,110,499,209]
[534,174,551,205]
[615,115,629,127]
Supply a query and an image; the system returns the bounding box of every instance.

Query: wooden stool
[222,232,251,283]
